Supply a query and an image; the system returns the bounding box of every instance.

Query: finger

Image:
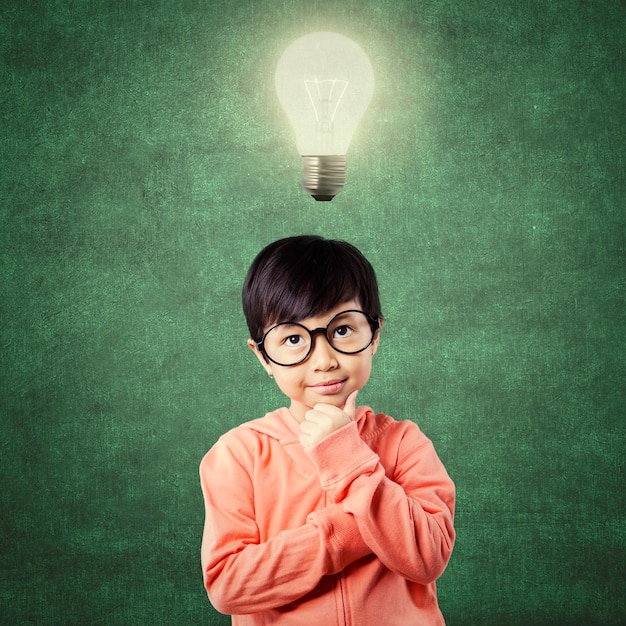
[304,408,324,424]
[342,389,359,420]
[307,402,342,418]
[299,419,316,435]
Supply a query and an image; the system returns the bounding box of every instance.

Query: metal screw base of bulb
[302,155,346,201]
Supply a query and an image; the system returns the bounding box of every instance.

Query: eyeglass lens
[262,311,375,366]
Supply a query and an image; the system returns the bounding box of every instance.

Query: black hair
[243,235,383,343]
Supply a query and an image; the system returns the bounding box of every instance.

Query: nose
[308,332,338,370]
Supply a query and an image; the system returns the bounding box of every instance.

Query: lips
[308,379,347,395]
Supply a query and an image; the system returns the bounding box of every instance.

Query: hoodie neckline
[243,406,373,444]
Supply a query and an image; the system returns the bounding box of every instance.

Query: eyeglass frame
[254,309,381,367]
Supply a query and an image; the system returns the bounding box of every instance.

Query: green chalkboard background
[1,0,624,624]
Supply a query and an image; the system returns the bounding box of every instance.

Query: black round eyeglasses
[255,309,380,367]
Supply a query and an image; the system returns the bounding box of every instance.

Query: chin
[307,394,345,408]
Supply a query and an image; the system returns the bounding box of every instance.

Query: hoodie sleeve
[200,430,371,615]
[306,415,455,585]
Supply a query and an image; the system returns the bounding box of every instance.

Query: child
[200,235,455,625]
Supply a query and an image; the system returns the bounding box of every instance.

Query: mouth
[308,378,347,395]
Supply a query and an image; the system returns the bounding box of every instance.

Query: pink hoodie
[200,405,455,625]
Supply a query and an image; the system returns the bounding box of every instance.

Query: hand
[299,390,358,448]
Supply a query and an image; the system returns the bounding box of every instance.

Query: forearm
[342,465,455,583]
[203,504,370,614]
[307,420,455,584]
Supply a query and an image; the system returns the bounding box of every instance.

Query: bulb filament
[304,79,348,129]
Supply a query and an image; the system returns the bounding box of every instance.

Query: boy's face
[248,299,381,423]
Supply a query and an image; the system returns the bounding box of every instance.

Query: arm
[200,434,371,614]
[306,418,455,584]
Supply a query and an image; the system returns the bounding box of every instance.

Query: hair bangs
[262,254,358,326]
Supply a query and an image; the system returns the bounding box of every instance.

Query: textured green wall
[1,0,624,624]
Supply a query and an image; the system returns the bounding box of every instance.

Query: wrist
[306,421,379,501]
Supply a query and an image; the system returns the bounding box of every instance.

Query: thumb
[343,389,359,420]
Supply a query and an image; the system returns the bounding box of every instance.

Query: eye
[332,325,353,338]
[284,334,306,347]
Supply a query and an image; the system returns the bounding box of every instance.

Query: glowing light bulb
[275,32,375,201]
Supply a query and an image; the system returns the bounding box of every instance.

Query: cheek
[353,356,374,383]
[272,370,303,397]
